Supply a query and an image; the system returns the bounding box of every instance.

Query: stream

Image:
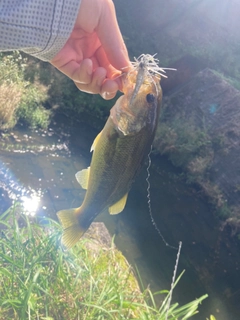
[0,114,240,320]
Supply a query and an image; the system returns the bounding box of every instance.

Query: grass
[155,118,211,169]
[0,204,209,320]
[0,52,51,130]
[23,57,117,129]
[0,82,22,130]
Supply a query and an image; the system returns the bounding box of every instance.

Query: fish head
[111,70,162,135]
[124,69,162,109]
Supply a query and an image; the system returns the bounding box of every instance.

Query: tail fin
[57,208,87,249]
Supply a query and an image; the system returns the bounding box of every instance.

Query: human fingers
[96,0,131,72]
[95,46,121,78]
[51,56,93,84]
[100,79,119,100]
[94,46,125,92]
[74,66,107,95]
[74,67,119,99]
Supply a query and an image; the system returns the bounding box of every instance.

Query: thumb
[96,0,131,72]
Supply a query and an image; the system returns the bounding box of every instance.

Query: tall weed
[0,205,208,319]
[0,52,50,130]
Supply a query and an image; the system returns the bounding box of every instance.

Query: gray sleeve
[0,0,82,61]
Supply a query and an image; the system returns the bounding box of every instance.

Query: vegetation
[0,205,209,319]
[0,52,50,130]
[156,118,211,170]
[23,57,117,129]
[0,51,115,131]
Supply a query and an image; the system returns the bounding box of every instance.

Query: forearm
[0,0,81,61]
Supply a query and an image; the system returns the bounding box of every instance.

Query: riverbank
[0,206,208,319]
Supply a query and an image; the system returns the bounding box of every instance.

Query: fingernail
[102,91,115,100]
[102,92,108,99]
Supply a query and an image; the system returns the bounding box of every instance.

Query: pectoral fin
[108,193,128,215]
[75,167,90,190]
[90,130,102,152]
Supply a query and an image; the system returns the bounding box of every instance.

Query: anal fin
[108,193,128,215]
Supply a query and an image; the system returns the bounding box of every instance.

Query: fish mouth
[121,53,171,102]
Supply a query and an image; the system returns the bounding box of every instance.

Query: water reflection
[0,157,45,216]
[21,194,41,216]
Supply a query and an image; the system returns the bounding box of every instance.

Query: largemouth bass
[57,54,163,248]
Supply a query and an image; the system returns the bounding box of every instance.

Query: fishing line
[165,240,182,320]
[146,146,178,250]
[146,149,183,318]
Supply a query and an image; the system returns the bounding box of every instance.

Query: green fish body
[57,66,162,248]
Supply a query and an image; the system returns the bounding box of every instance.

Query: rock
[83,222,114,252]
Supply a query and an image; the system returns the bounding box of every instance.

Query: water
[0,114,240,320]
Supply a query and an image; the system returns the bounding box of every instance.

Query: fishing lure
[129,53,176,105]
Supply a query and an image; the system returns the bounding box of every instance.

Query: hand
[50,0,131,100]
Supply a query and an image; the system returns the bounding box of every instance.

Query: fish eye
[146,93,155,103]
